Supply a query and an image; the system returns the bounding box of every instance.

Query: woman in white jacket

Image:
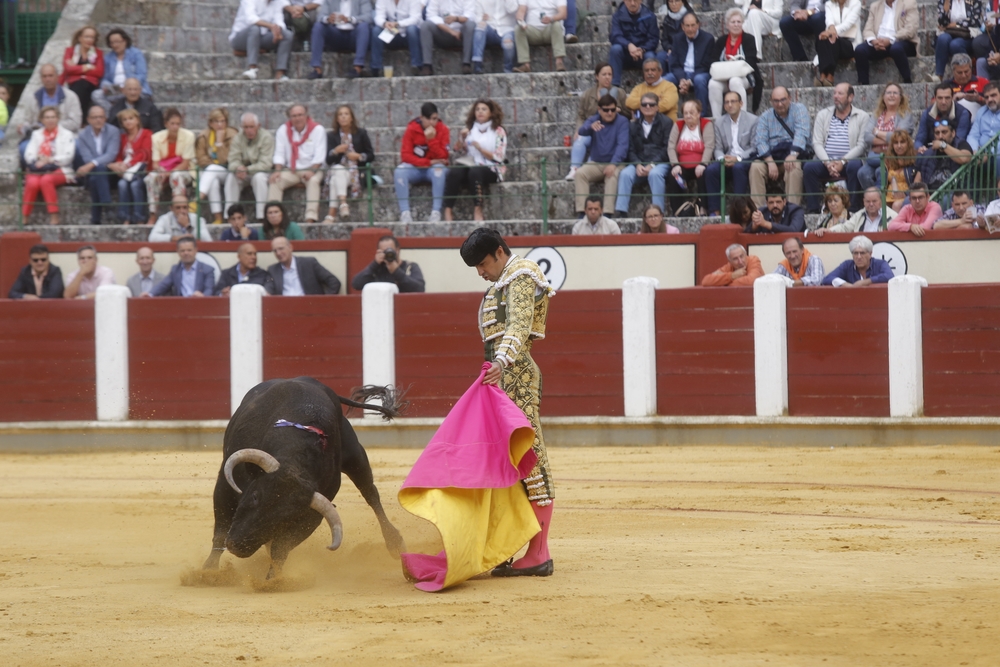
[736,0,781,55]
[814,0,862,86]
[22,106,76,225]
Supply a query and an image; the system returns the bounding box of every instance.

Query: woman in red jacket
[108,108,153,224]
[393,101,451,224]
[60,25,104,113]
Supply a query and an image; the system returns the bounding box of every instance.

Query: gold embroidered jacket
[478,256,556,366]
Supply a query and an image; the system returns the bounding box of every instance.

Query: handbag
[945,26,972,39]
[159,155,183,171]
[710,59,754,81]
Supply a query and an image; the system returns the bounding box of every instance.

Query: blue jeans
[854,40,916,84]
[803,158,863,213]
[85,169,113,223]
[615,163,669,213]
[311,22,370,68]
[779,12,826,61]
[609,43,668,86]
[570,134,591,168]
[704,160,752,214]
[935,33,970,76]
[394,163,447,212]
[565,0,577,36]
[665,71,711,117]
[472,26,515,72]
[370,24,421,71]
[857,152,884,190]
[117,168,147,223]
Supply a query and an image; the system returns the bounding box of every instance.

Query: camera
[382,248,397,263]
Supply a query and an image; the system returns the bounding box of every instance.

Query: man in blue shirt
[148,238,217,297]
[967,81,1000,178]
[573,94,630,217]
[749,87,811,208]
[609,0,664,87]
[821,235,895,286]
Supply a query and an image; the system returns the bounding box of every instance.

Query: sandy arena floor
[2,445,999,666]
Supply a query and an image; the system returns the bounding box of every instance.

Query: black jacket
[709,34,762,113]
[109,96,164,134]
[669,29,715,82]
[8,265,64,299]
[351,260,425,293]
[326,127,375,172]
[267,256,341,295]
[746,202,806,233]
[215,265,276,295]
[627,113,672,164]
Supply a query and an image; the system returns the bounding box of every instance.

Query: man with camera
[350,234,426,293]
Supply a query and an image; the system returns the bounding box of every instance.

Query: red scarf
[38,127,58,157]
[725,33,743,59]
[287,118,319,169]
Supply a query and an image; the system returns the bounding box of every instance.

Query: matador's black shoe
[491,558,554,577]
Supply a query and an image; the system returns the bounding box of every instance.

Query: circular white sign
[524,247,567,290]
[872,242,907,277]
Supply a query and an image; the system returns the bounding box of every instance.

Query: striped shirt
[825,114,851,161]
[773,255,826,287]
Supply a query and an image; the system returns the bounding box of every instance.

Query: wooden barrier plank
[922,284,1000,309]
[921,307,1000,331]
[789,395,889,417]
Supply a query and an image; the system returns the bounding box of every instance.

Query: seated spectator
[749,86,810,207]
[395,102,451,223]
[8,244,64,299]
[74,104,121,225]
[109,78,164,135]
[917,118,972,193]
[573,94,630,217]
[419,0,477,75]
[108,108,152,224]
[934,0,981,82]
[226,112,275,222]
[985,178,1000,216]
[815,184,850,230]
[60,25,103,113]
[268,104,327,224]
[946,53,988,117]
[774,237,825,286]
[968,81,1000,177]
[854,0,918,85]
[565,62,628,180]
[609,0,666,87]
[93,28,151,112]
[707,9,762,118]
[813,0,861,87]
[309,0,372,79]
[725,194,756,227]
[745,187,806,233]
[350,234,426,292]
[935,189,986,230]
[220,204,260,241]
[858,83,914,192]
[196,107,239,225]
[371,0,423,77]
[660,0,693,57]
[888,183,943,236]
[780,0,827,64]
[701,243,763,286]
[804,83,869,213]
[666,98,714,215]
[705,90,757,215]
[512,0,567,73]
[814,186,897,235]
[915,83,972,152]
[144,107,196,225]
[262,201,306,240]
[268,236,342,295]
[149,195,213,242]
[821,234,893,286]
[17,64,83,138]
[217,242,276,296]
[126,247,164,297]
[572,195,622,234]
[471,0,518,74]
[615,92,671,216]
[665,12,712,117]
[64,245,116,299]
[738,0,782,56]
[640,203,680,233]
[0,82,9,141]
[972,19,1000,81]
[229,0,293,81]
[324,104,374,222]
[22,107,76,226]
[147,238,217,297]
[878,130,919,212]
[284,1,321,47]
[625,58,678,119]
[444,99,507,222]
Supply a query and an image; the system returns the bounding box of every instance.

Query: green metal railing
[928,132,1000,206]
[1,0,67,84]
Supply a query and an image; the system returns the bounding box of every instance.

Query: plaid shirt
[941,203,986,228]
[773,254,826,286]
[754,102,812,159]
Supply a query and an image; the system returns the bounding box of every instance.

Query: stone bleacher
[14,0,941,239]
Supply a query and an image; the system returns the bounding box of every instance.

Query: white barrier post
[230,284,266,415]
[889,275,927,417]
[754,274,792,417]
[362,283,399,417]
[622,277,659,417]
[95,285,132,421]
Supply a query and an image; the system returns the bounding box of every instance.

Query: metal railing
[0,0,67,82]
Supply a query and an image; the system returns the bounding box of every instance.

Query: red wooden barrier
[0,300,95,421]
[922,284,1000,417]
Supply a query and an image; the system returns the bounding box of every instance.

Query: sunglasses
[639,102,657,108]
[933,120,951,127]
[600,106,617,113]
[30,257,48,263]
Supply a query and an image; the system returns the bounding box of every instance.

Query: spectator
[126,247,165,297]
[149,195,213,242]
[738,0,781,55]
[814,0,862,87]
[888,183,944,235]
[220,204,260,241]
[615,92,671,216]
[774,237,825,286]
[814,186,897,235]
[946,53,988,116]
[934,0,982,81]
[310,0,372,77]
[323,104,374,222]
[268,236,342,295]
[855,0,919,85]
[419,0,477,75]
[968,81,1000,176]
[216,242,276,296]
[351,234,426,292]
[195,107,239,225]
[471,0,519,74]
[625,58,678,119]
[665,12,713,115]
[705,90,757,215]
[512,0,567,73]
[108,78,164,134]
[226,112,275,222]
[660,0,693,56]
[609,0,665,87]
[229,0,293,81]
[60,25,103,113]
[917,117,972,193]
[816,183,850,229]
[984,177,1000,216]
[701,243,763,286]
[935,189,986,229]
[707,9,762,118]
[8,244,64,299]
[564,62,628,180]
[444,99,507,222]
[745,187,806,233]
[144,107,195,225]
[395,102,451,223]
[858,82,914,191]
[915,83,972,152]
[17,64,83,137]
[725,194,756,227]
[572,195,622,234]
[64,245,116,299]
[666,98,714,215]
[108,108,152,224]
[821,234,893,286]
[268,104,327,224]
[878,130,920,212]
[640,203,680,233]
[74,105,120,225]
[284,1,321,46]
[972,20,1000,80]
[93,28,151,112]
[573,94,630,216]
[749,86,810,207]
[804,82,869,213]
[780,0,827,64]
[262,201,306,240]
[22,107,76,226]
[371,0,424,77]
[0,82,9,141]
[147,238,217,297]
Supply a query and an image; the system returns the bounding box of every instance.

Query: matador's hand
[483,361,503,385]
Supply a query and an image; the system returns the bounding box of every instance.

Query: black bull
[201,377,406,577]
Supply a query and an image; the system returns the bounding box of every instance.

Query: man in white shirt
[229,0,294,80]
[471,0,520,73]
[148,196,214,243]
[571,196,622,235]
[64,246,116,300]
[706,91,757,216]
[512,0,567,73]
[308,0,373,79]
[419,0,477,74]
[371,0,424,76]
[267,104,327,223]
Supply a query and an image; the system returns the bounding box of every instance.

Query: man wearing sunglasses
[624,57,678,119]
[573,94,630,217]
[914,83,971,154]
[8,244,64,300]
[614,92,671,217]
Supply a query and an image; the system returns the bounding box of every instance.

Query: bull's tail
[340,385,410,422]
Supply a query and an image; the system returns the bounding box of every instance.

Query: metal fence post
[366,164,374,226]
[541,157,549,235]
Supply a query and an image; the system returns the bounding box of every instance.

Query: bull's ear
[224,449,281,493]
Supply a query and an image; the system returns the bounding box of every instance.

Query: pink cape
[398,363,540,591]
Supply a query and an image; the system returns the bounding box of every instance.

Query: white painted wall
[888,275,928,417]
[229,284,266,414]
[622,277,659,417]
[94,285,131,421]
[753,274,792,417]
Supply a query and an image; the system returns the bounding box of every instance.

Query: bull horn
[310,492,343,551]
[223,449,281,494]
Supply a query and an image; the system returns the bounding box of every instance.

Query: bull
[201,377,406,579]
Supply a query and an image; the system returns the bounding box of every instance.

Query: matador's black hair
[460,228,510,267]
